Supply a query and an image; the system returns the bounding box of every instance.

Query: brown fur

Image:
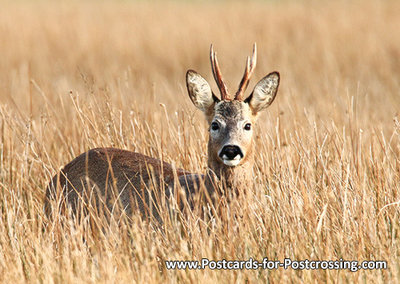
[45,148,204,223]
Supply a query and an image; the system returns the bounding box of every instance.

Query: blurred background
[0,1,399,282]
[1,0,399,122]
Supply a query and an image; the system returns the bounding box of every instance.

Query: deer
[45,44,280,224]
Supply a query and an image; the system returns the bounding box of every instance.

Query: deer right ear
[186,70,218,112]
[245,72,280,113]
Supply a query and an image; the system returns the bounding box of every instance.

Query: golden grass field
[0,0,399,282]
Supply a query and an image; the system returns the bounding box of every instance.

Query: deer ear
[245,72,280,113]
[186,70,218,112]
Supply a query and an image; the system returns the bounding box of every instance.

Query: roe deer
[45,44,280,223]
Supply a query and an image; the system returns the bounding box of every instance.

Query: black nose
[219,145,243,160]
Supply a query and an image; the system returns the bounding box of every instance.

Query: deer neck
[205,144,254,194]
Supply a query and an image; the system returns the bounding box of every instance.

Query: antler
[210,45,230,100]
[235,43,257,101]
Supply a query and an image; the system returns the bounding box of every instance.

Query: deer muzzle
[218,145,244,167]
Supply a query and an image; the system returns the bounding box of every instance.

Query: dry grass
[0,0,399,282]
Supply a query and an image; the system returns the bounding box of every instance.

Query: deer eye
[211,122,220,131]
[244,123,251,131]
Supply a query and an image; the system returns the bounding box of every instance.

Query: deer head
[186,44,280,175]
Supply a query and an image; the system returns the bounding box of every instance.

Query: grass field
[0,0,399,282]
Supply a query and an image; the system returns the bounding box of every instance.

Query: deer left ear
[245,72,280,113]
[186,70,219,112]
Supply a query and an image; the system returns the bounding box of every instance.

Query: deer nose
[219,145,243,160]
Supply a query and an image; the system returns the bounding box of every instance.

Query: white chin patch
[222,154,242,167]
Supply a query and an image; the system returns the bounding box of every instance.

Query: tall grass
[0,0,399,282]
